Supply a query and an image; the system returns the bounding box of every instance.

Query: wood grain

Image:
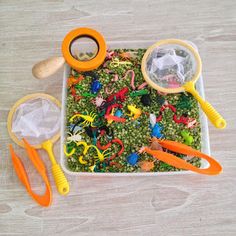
[0,0,236,235]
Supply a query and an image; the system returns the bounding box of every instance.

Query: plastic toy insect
[83,71,99,80]
[181,131,194,146]
[149,137,163,151]
[81,92,97,98]
[119,51,138,59]
[156,104,176,122]
[93,161,108,172]
[155,103,197,128]
[70,112,97,127]
[66,130,83,143]
[91,79,102,94]
[106,87,129,103]
[106,50,115,60]
[67,75,84,102]
[68,123,83,133]
[91,94,106,108]
[173,114,198,128]
[130,89,149,97]
[127,153,139,166]
[98,125,114,139]
[151,123,164,138]
[107,108,115,124]
[105,84,115,95]
[70,86,82,102]
[85,126,98,138]
[127,105,142,120]
[104,74,120,95]
[186,118,198,129]
[105,104,126,123]
[138,161,155,172]
[149,114,156,128]
[77,141,90,164]
[67,75,84,87]
[64,144,75,157]
[114,109,123,118]
[156,95,166,105]
[124,69,147,91]
[77,141,111,164]
[173,113,189,125]
[96,130,124,163]
[141,94,151,106]
[176,93,192,109]
[110,58,132,68]
[94,147,111,162]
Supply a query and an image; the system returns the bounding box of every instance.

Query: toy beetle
[91,79,102,94]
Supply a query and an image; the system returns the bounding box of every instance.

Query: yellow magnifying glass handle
[184,81,226,129]
[42,140,70,195]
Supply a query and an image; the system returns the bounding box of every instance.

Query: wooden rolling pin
[32,57,65,79]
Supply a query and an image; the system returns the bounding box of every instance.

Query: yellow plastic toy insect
[70,111,97,127]
[77,141,110,164]
[110,58,132,68]
[127,105,142,120]
[64,145,75,157]
[107,108,115,124]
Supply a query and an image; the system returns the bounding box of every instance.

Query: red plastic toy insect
[96,131,124,164]
[106,87,129,103]
[105,103,126,123]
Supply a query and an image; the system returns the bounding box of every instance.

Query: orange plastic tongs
[142,139,222,175]
[9,139,52,207]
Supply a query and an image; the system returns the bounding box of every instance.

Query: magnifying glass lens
[70,36,98,62]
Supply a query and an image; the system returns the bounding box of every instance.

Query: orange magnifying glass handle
[143,139,222,175]
[9,139,52,207]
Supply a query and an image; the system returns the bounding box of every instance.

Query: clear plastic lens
[11,98,61,145]
[70,36,98,61]
[146,44,197,88]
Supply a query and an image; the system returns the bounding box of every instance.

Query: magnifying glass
[141,39,226,129]
[7,93,70,195]
[32,27,107,79]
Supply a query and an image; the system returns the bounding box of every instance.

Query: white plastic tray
[60,40,210,176]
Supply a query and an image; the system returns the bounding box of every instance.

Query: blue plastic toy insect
[91,79,102,94]
[114,109,123,117]
[151,123,164,139]
[127,153,139,166]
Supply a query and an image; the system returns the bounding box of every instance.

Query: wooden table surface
[0,0,236,235]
